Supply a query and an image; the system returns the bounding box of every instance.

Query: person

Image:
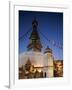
[44,72,46,77]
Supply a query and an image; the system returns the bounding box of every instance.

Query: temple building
[19,18,63,79]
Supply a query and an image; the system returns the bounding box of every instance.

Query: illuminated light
[34,64,43,67]
[25,71,29,74]
[38,69,41,73]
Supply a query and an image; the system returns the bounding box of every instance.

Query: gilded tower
[27,18,42,52]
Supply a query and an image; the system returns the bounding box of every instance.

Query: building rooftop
[44,46,52,54]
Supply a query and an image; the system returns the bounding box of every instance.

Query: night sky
[19,10,63,60]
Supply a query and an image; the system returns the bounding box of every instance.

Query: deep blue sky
[19,10,63,60]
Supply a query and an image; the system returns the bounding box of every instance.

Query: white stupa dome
[19,51,44,67]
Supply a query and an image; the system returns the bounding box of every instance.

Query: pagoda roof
[44,46,52,53]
